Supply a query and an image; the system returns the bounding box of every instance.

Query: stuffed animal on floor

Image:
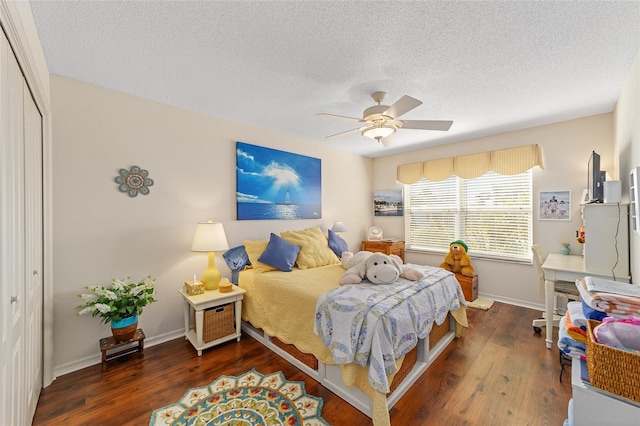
[339,251,425,285]
[440,240,475,277]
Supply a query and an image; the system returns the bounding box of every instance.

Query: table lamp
[191,220,229,290]
[331,221,347,234]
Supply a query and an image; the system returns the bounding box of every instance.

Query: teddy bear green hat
[450,240,468,252]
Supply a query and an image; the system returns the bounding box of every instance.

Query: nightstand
[179,286,246,356]
[361,240,405,262]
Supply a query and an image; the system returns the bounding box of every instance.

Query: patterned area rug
[149,369,330,426]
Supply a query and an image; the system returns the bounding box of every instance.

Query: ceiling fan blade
[317,113,362,122]
[383,95,422,119]
[325,127,362,139]
[401,120,453,131]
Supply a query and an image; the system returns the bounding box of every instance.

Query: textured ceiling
[29,1,640,158]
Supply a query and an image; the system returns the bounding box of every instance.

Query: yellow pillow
[280,227,340,269]
[243,239,277,274]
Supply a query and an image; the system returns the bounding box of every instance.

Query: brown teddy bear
[440,240,474,277]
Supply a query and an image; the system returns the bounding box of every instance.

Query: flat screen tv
[588,151,605,203]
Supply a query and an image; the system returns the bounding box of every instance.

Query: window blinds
[404,170,533,262]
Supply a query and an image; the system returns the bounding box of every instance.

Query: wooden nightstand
[361,240,405,262]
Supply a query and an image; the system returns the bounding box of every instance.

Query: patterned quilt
[314,265,464,393]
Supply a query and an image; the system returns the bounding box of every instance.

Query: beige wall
[372,114,616,308]
[50,75,373,375]
[615,49,640,280]
[51,48,640,375]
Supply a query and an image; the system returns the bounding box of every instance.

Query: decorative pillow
[243,239,277,274]
[223,245,252,284]
[223,245,251,271]
[281,227,340,269]
[328,229,349,258]
[258,233,301,272]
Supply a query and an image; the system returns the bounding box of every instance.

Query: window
[404,170,532,262]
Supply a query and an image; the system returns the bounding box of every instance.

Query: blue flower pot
[111,315,138,329]
[111,315,138,341]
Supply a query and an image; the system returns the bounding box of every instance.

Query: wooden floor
[33,302,572,425]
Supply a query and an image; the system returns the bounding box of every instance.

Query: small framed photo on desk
[539,190,571,221]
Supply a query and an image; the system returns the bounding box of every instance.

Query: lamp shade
[331,221,347,233]
[362,124,395,140]
[191,221,229,252]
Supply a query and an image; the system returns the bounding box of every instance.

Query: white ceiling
[29,1,640,158]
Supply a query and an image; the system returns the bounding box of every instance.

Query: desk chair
[531,244,579,333]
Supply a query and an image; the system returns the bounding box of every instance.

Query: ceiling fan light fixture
[362,123,396,140]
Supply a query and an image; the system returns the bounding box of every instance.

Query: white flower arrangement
[76,276,157,324]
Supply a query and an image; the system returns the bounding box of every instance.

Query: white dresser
[569,359,640,425]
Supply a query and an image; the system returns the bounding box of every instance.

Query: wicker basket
[586,319,640,403]
[429,313,451,350]
[271,336,318,370]
[389,345,417,394]
[195,304,235,343]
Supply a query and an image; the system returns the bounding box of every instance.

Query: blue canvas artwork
[236,142,322,220]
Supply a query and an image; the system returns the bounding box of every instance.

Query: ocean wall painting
[236,142,322,220]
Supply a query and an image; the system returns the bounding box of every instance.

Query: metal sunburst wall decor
[115,165,154,197]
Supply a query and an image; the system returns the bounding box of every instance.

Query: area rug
[466,297,495,310]
[149,369,330,426]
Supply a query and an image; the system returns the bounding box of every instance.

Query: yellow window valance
[396,144,544,184]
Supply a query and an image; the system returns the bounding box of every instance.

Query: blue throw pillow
[258,233,301,272]
[328,229,348,258]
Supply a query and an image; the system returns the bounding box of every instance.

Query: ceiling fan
[317,92,453,147]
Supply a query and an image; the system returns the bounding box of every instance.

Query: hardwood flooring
[33,302,572,425]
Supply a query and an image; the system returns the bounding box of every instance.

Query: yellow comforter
[239,264,467,426]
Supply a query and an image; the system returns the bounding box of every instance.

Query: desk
[541,254,630,349]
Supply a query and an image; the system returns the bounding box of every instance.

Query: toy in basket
[586,319,640,403]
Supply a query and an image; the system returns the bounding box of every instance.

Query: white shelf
[570,359,640,425]
[179,287,246,356]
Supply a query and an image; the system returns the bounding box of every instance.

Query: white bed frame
[241,315,456,418]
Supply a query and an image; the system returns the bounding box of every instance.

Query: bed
[232,228,467,426]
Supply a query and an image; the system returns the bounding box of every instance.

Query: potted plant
[77,276,157,341]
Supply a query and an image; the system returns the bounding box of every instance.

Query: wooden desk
[541,254,630,349]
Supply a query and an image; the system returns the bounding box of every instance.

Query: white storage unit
[569,359,640,425]
[582,203,630,281]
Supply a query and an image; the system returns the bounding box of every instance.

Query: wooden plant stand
[99,328,145,371]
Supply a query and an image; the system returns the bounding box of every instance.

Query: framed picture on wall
[236,142,322,220]
[539,190,571,221]
[374,189,403,217]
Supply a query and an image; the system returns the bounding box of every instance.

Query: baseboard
[476,292,544,312]
[51,329,184,381]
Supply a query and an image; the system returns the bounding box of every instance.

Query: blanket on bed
[314,265,464,393]
[239,264,468,426]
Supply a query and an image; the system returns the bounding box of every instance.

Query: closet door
[24,82,43,420]
[0,30,26,426]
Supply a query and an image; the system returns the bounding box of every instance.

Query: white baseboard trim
[477,292,544,312]
[51,329,184,381]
